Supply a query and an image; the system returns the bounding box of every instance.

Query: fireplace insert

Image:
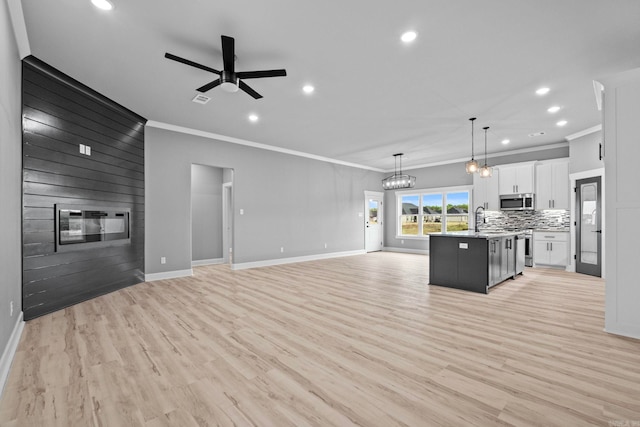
[55,205,131,252]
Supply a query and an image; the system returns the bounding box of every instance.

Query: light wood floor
[1,252,639,426]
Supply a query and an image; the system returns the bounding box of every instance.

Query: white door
[365,191,384,252]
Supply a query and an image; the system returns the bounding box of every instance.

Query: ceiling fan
[165,35,287,99]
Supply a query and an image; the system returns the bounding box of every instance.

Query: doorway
[576,176,602,277]
[365,191,384,252]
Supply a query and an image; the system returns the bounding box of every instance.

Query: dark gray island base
[429,231,525,294]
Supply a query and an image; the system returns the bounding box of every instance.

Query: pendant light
[479,126,493,178]
[465,117,479,174]
[382,153,416,190]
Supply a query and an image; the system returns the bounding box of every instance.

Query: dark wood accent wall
[22,56,146,320]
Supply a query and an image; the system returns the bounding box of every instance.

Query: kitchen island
[429,231,525,293]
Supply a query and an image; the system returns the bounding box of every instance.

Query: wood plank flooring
[2,252,639,426]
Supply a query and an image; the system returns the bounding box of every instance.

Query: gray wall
[191,164,223,261]
[383,146,570,252]
[570,131,603,173]
[0,0,23,376]
[145,126,382,273]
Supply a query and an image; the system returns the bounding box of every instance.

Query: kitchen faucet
[474,206,485,233]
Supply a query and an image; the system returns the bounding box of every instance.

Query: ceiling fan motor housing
[220,70,239,92]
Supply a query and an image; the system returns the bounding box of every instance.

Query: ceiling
[17,0,640,170]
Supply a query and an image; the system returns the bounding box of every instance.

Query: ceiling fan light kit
[165,35,286,99]
[382,153,416,190]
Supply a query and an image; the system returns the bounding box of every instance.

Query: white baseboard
[231,250,366,270]
[604,324,640,341]
[145,269,193,282]
[1,312,24,399]
[192,258,225,267]
[383,247,429,255]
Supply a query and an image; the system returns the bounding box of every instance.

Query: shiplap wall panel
[22,56,146,320]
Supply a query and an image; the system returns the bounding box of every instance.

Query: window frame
[395,185,473,239]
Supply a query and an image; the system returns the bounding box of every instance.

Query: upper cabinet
[498,162,536,195]
[536,159,570,210]
[473,168,500,210]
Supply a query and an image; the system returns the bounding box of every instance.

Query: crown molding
[565,125,602,141]
[146,121,385,173]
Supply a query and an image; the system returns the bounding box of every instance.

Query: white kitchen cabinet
[536,159,570,210]
[473,168,500,210]
[498,162,536,195]
[533,231,568,268]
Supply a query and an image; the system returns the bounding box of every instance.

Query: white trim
[395,142,570,172]
[192,258,225,267]
[565,125,602,141]
[604,325,640,341]
[146,121,384,173]
[6,0,31,59]
[231,250,366,270]
[383,247,429,255]
[1,312,24,399]
[145,269,193,282]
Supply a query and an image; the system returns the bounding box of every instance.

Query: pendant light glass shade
[382,153,416,190]
[465,117,479,174]
[479,126,493,178]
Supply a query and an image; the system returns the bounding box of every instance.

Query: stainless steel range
[523,229,534,267]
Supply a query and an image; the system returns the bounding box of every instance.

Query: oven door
[524,235,533,267]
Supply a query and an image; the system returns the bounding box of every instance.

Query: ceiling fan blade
[239,80,263,99]
[236,69,287,79]
[164,53,221,75]
[196,79,222,93]
[221,35,235,73]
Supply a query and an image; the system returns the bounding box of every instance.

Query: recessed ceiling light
[91,0,114,10]
[401,31,417,43]
[547,106,561,113]
[501,139,510,145]
[556,120,568,127]
[536,87,550,95]
[528,132,545,137]
[302,85,315,94]
[248,114,259,123]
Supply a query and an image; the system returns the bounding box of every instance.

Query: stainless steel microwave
[500,194,535,211]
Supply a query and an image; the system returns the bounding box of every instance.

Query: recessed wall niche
[21,56,146,320]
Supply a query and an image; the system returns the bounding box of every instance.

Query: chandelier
[382,153,416,190]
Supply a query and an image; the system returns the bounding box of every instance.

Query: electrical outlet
[161,257,166,264]
[401,240,405,244]
[10,301,13,317]
[324,243,327,249]
[280,247,284,253]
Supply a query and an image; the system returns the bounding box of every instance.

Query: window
[397,188,470,237]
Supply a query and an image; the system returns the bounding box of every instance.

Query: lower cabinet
[533,231,568,268]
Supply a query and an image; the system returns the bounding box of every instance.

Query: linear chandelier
[382,153,416,190]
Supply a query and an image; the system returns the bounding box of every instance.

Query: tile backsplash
[479,210,570,231]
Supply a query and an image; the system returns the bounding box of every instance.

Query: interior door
[576,177,602,277]
[365,192,384,252]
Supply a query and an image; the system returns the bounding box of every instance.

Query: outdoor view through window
[399,191,469,236]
